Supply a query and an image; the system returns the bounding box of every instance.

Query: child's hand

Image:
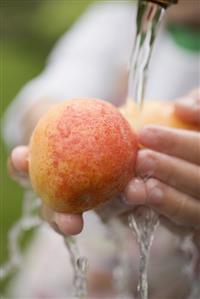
[8,89,200,235]
[125,89,200,230]
[9,146,83,236]
[125,126,200,229]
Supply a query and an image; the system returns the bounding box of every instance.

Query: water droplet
[77,257,88,273]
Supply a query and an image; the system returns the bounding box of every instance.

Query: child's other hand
[175,88,200,126]
[8,146,83,236]
[125,89,200,230]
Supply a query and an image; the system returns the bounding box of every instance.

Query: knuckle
[171,196,187,220]
[147,177,160,188]
[138,149,155,160]
[136,149,157,178]
[146,178,164,205]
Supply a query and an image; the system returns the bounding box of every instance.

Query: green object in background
[167,23,200,52]
[32,0,92,41]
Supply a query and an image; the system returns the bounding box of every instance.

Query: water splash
[126,1,167,298]
[64,236,88,298]
[0,191,88,299]
[128,208,159,299]
[0,191,42,281]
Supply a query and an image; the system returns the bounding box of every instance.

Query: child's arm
[2,2,135,149]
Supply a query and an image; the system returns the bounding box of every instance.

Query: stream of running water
[126,1,165,298]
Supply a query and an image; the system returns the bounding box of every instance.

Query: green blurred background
[0,0,93,286]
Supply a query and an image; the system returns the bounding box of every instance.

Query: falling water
[128,208,159,299]
[64,236,88,299]
[126,1,168,299]
[127,1,165,108]
[0,191,88,299]
[0,191,42,286]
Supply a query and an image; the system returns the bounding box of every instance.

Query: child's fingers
[124,178,146,205]
[145,178,200,229]
[124,176,200,230]
[11,146,29,173]
[136,149,200,198]
[41,203,83,236]
[8,157,30,188]
[138,126,200,165]
[175,88,200,125]
[8,146,29,187]
[54,213,83,235]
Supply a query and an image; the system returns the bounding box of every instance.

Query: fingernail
[138,126,158,146]
[143,158,156,178]
[146,179,163,204]
[137,151,156,178]
[124,178,146,205]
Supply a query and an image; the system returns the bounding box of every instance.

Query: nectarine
[120,100,199,131]
[29,98,138,213]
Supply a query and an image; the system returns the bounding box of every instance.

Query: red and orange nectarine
[29,98,138,213]
[120,100,199,131]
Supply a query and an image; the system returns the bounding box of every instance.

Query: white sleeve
[2,2,135,148]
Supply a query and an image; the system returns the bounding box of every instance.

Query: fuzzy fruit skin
[29,98,138,213]
[120,101,199,131]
